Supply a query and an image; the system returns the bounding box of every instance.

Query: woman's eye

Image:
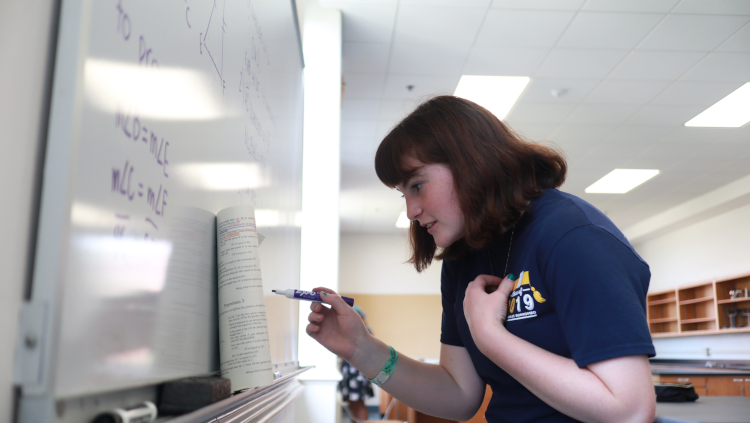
[412,183,422,192]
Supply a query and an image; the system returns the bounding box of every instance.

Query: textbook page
[216,205,273,391]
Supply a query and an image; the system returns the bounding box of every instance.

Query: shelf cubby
[647,289,678,334]
[715,275,750,330]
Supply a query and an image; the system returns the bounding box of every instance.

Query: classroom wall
[339,234,445,359]
[634,202,750,359]
[0,1,59,421]
[339,233,443,295]
[635,202,750,291]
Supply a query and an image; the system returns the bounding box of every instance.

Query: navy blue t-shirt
[440,189,655,423]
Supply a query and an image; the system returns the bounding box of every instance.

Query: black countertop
[654,396,750,423]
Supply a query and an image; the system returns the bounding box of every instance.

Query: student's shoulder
[532,189,616,234]
[532,189,645,264]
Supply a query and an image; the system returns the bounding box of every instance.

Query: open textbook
[216,206,274,391]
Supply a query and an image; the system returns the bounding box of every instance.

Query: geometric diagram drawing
[199,0,226,93]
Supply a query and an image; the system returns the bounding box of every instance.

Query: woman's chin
[433,235,463,249]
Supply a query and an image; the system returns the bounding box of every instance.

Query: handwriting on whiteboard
[106,0,283,236]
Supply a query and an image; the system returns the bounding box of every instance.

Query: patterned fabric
[339,360,373,402]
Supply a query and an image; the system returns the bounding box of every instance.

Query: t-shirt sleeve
[440,260,464,347]
[544,225,656,368]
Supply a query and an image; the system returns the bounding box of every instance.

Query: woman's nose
[406,199,421,221]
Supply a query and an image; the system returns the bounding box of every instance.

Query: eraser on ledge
[159,376,231,415]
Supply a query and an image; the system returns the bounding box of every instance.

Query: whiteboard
[30,0,303,399]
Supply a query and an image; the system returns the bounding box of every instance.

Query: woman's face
[396,156,465,248]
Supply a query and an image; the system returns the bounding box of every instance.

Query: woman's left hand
[463,274,516,348]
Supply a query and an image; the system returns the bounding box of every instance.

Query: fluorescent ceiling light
[685,82,750,128]
[454,75,530,120]
[585,169,660,194]
[395,211,410,228]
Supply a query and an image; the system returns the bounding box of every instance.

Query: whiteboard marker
[91,401,157,423]
[273,289,354,307]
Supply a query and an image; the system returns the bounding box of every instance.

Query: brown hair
[375,95,567,272]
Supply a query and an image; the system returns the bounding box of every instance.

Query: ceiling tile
[339,5,398,43]
[638,14,750,51]
[564,104,642,125]
[321,0,397,5]
[659,126,734,146]
[520,78,601,103]
[602,125,676,145]
[401,0,491,7]
[557,12,663,49]
[343,43,391,73]
[381,74,460,99]
[505,103,577,124]
[640,140,705,158]
[619,154,675,170]
[583,0,679,13]
[586,80,671,104]
[375,119,399,140]
[717,125,750,144]
[554,137,601,161]
[341,155,378,187]
[673,0,750,15]
[609,51,706,80]
[682,52,750,82]
[343,73,387,99]
[378,99,416,121]
[536,49,630,78]
[650,81,743,106]
[341,119,379,140]
[341,136,377,156]
[393,5,486,46]
[506,122,558,140]
[627,105,706,126]
[339,189,366,233]
[341,99,382,120]
[718,24,750,52]
[549,124,616,143]
[694,142,750,161]
[490,0,585,10]
[462,46,549,76]
[475,10,576,47]
[583,140,651,160]
[388,42,469,75]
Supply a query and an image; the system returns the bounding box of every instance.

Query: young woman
[306,96,656,423]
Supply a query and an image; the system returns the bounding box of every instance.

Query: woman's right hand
[305,287,370,361]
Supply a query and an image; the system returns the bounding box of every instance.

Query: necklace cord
[487,224,515,277]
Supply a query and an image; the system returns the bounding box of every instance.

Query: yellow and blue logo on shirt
[507,271,546,322]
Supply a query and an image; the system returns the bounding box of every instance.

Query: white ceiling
[320,0,750,235]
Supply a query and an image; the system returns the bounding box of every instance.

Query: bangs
[374,125,420,188]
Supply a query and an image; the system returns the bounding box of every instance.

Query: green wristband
[369,345,398,386]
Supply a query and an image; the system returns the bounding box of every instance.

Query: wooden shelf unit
[647,289,678,334]
[647,272,750,337]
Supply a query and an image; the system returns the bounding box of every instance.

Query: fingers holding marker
[308,310,324,323]
[312,287,352,313]
[306,322,320,336]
